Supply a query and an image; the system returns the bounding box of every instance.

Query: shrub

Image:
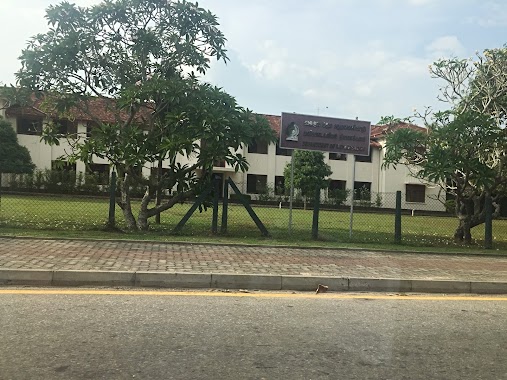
[328,188,350,206]
[258,183,275,202]
[230,193,251,203]
[34,170,44,190]
[81,173,100,194]
[355,187,372,207]
[9,174,20,190]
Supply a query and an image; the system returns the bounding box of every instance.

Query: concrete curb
[1,269,507,294]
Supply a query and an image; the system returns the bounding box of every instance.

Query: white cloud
[341,49,392,70]
[467,2,507,28]
[408,0,435,5]
[246,40,319,83]
[1,0,501,125]
[354,81,374,97]
[425,36,465,58]
[393,58,429,75]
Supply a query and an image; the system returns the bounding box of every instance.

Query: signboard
[280,112,371,156]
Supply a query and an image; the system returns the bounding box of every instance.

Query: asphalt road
[1,289,507,380]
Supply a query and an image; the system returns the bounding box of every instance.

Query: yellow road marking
[0,289,507,300]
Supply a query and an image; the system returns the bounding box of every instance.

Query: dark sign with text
[280,112,371,156]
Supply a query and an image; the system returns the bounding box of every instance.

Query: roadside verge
[1,269,507,294]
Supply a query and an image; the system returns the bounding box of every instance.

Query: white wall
[3,110,445,211]
[377,142,445,211]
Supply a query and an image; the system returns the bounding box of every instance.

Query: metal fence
[1,181,505,249]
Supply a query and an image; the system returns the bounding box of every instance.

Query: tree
[283,150,332,209]
[430,46,507,122]
[382,46,507,244]
[14,0,276,230]
[0,117,35,181]
[383,111,507,244]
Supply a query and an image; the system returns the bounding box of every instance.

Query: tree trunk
[121,202,137,230]
[155,159,163,224]
[454,215,473,244]
[454,224,464,242]
[118,173,137,230]
[137,209,149,231]
[136,187,152,231]
[464,224,472,244]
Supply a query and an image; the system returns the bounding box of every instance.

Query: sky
[1,0,506,124]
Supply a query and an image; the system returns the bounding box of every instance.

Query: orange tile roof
[263,114,281,136]
[371,122,426,138]
[6,95,425,148]
[6,96,152,124]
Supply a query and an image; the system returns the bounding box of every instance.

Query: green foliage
[18,0,228,95]
[257,183,275,202]
[354,186,372,207]
[15,0,276,230]
[383,109,507,242]
[5,169,110,195]
[327,188,350,206]
[382,44,507,242]
[0,117,35,174]
[384,110,506,193]
[283,150,332,199]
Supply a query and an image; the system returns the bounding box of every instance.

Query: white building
[0,99,445,212]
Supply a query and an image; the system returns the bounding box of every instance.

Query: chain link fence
[1,174,506,249]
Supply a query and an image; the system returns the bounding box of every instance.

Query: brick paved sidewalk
[1,237,507,281]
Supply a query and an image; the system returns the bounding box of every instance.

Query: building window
[248,139,268,154]
[86,121,101,138]
[213,159,226,168]
[329,180,346,191]
[87,163,110,185]
[355,151,372,163]
[276,143,292,156]
[17,117,43,135]
[51,160,76,172]
[247,174,267,194]
[275,176,285,195]
[54,119,77,135]
[329,153,347,161]
[406,184,425,203]
[354,181,371,200]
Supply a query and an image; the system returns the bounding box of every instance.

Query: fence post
[312,185,320,240]
[221,179,229,234]
[394,190,402,244]
[484,194,493,249]
[107,171,117,229]
[211,176,219,235]
[173,185,213,233]
[155,160,163,225]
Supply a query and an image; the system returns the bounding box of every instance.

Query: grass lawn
[1,193,506,253]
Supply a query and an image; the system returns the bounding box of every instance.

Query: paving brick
[1,238,507,284]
